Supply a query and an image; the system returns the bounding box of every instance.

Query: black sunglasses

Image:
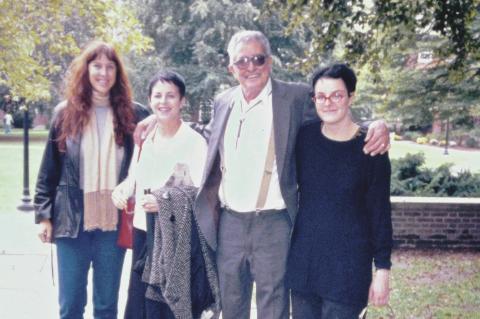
[233,54,267,69]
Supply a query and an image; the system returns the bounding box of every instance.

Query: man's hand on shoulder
[363,119,390,156]
[134,114,157,145]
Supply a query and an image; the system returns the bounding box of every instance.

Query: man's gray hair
[227,30,271,65]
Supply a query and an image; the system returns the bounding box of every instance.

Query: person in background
[112,70,211,318]
[3,112,13,134]
[34,40,149,319]
[286,63,393,319]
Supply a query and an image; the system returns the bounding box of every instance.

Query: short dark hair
[311,63,357,95]
[148,70,186,98]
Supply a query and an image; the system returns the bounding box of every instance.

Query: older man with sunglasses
[192,30,390,319]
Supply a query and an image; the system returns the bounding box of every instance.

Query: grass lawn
[0,140,45,214]
[369,249,480,319]
[4,128,49,137]
[0,139,479,317]
[390,139,480,173]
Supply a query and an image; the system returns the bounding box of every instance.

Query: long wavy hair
[56,40,135,151]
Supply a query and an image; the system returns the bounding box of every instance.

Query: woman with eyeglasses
[34,40,150,318]
[286,63,393,319]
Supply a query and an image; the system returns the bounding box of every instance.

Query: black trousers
[291,290,365,319]
[124,227,174,319]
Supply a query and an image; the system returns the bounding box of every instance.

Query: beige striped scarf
[82,102,118,231]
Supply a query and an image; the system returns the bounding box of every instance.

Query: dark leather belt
[223,207,286,217]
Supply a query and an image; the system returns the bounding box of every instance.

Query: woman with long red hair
[34,40,149,319]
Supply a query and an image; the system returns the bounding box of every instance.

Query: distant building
[405,50,440,70]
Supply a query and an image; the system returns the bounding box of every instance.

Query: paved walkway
[0,210,131,319]
[0,210,258,319]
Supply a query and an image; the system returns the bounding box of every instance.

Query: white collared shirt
[219,79,286,212]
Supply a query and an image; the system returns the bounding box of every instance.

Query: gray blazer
[194,78,317,250]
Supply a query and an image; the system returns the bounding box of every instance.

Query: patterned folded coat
[142,175,220,319]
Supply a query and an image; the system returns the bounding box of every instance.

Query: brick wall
[391,197,480,249]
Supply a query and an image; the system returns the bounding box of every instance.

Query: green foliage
[12,110,33,129]
[465,137,479,148]
[132,0,309,120]
[0,0,153,104]
[382,64,480,129]
[391,152,480,197]
[267,0,480,129]
[269,0,479,74]
[402,131,423,141]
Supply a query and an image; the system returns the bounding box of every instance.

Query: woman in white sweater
[112,70,207,318]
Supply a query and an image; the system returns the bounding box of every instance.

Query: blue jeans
[56,229,126,319]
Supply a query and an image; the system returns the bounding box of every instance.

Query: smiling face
[313,77,355,125]
[88,54,117,96]
[149,80,184,124]
[228,40,272,101]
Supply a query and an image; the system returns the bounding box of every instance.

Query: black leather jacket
[34,102,150,239]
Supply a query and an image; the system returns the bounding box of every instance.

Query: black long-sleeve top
[286,122,393,307]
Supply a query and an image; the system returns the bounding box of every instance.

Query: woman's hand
[368,269,390,306]
[112,185,128,209]
[140,194,159,213]
[38,219,53,243]
[363,119,390,156]
[133,114,157,145]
